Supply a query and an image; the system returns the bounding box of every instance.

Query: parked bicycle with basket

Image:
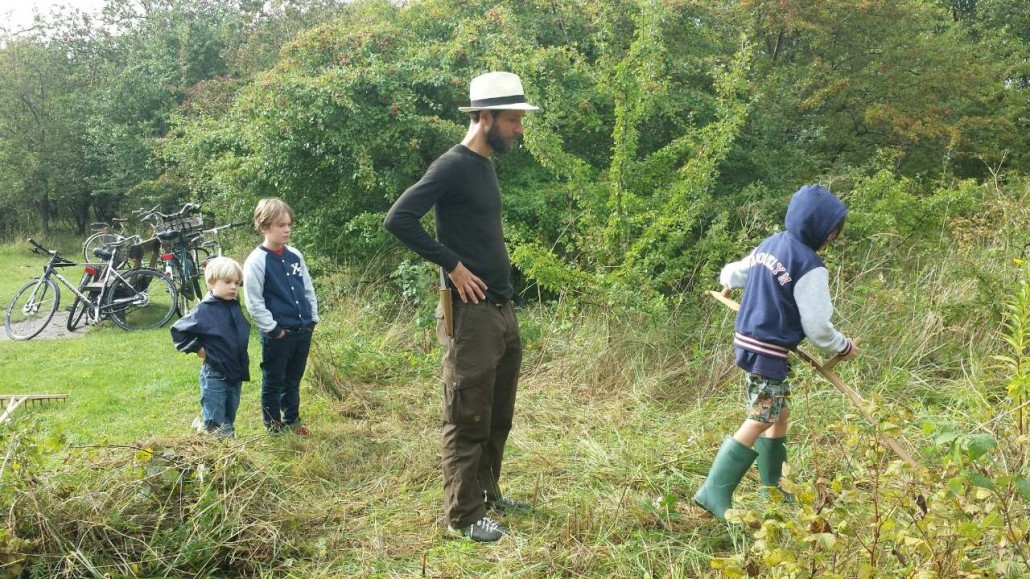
[4,238,178,340]
[139,203,207,314]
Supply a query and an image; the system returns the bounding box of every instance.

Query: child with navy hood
[171,256,251,438]
[694,184,861,522]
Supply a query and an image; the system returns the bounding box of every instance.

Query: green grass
[2,185,1029,577]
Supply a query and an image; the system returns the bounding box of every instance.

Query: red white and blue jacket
[243,245,319,337]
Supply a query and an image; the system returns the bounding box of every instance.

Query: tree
[0,39,91,234]
[727,0,1026,186]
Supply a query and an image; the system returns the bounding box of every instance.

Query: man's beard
[486,122,513,154]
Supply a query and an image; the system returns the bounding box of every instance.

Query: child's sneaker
[191,417,206,433]
[448,516,506,542]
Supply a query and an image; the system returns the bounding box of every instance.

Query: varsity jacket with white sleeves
[243,244,319,337]
[719,184,852,380]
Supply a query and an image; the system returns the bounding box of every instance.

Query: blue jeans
[199,364,242,437]
[260,328,312,430]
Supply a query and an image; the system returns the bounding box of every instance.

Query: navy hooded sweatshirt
[720,184,852,380]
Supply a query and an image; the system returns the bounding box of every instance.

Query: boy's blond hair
[204,256,244,285]
[253,198,295,233]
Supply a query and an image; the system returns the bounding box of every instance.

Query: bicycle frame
[33,246,141,322]
[159,229,203,311]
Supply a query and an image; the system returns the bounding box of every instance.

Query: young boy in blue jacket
[243,198,318,435]
[171,257,251,438]
[694,184,861,522]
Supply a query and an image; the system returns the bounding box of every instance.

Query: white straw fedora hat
[458,71,540,112]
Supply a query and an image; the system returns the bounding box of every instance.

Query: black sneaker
[448,516,506,542]
[486,496,532,513]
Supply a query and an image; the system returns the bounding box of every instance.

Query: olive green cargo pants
[438,299,522,529]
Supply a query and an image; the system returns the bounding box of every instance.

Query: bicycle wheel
[185,254,203,302]
[67,272,97,331]
[5,278,60,340]
[82,232,123,262]
[177,286,194,317]
[104,268,177,331]
[192,246,212,264]
[67,296,88,331]
[173,254,203,316]
[169,255,195,301]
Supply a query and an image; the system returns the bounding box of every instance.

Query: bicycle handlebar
[138,202,202,223]
[27,237,53,255]
[26,238,75,265]
[200,220,249,234]
[134,204,161,219]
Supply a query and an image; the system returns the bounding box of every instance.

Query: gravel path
[0,310,87,341]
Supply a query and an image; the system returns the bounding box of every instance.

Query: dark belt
[450,290,509,308]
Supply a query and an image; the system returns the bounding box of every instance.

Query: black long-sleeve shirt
[384,144,513,303]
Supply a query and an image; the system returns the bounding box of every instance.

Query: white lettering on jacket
[747,252,793,286]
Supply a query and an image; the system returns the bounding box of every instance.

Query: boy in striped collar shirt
[694,184,860,522]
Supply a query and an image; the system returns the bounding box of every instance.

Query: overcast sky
[2,0,108,34]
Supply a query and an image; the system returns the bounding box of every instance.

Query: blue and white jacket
[720,184,852,380]
[243,244,319,337]
[171,293,251,382]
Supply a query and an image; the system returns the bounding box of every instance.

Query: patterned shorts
[745,373,791,423]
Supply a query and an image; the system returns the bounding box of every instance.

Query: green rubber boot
[693,436,759,522]
[755,436,795,502]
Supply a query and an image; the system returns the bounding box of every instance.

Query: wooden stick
[0,394,69,401]
[706,291,918,469]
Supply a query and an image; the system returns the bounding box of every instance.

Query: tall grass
[2,181,1028,576]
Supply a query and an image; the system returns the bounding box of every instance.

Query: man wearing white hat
[385,71,538,542]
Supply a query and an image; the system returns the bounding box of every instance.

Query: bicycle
[81,207,166,271]
[81,217,130,262]
[67,235,141,331]
[4,238,178,340]
[139,203,207,315]
[167,220,249,314]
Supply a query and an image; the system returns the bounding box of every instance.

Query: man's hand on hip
[449,262,488,304]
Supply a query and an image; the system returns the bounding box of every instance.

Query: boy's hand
[824,338,861,371]
[840,338,861,361]
[721,287,732,298]
[197,347,207,362]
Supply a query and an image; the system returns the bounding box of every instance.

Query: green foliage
[992,261,1030,435]
[0,421,60,577]
[729,0,1026,185]
[2,202,1030,576]
[0,39,92,236]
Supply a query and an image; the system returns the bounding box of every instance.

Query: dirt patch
[0,310,87,341]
